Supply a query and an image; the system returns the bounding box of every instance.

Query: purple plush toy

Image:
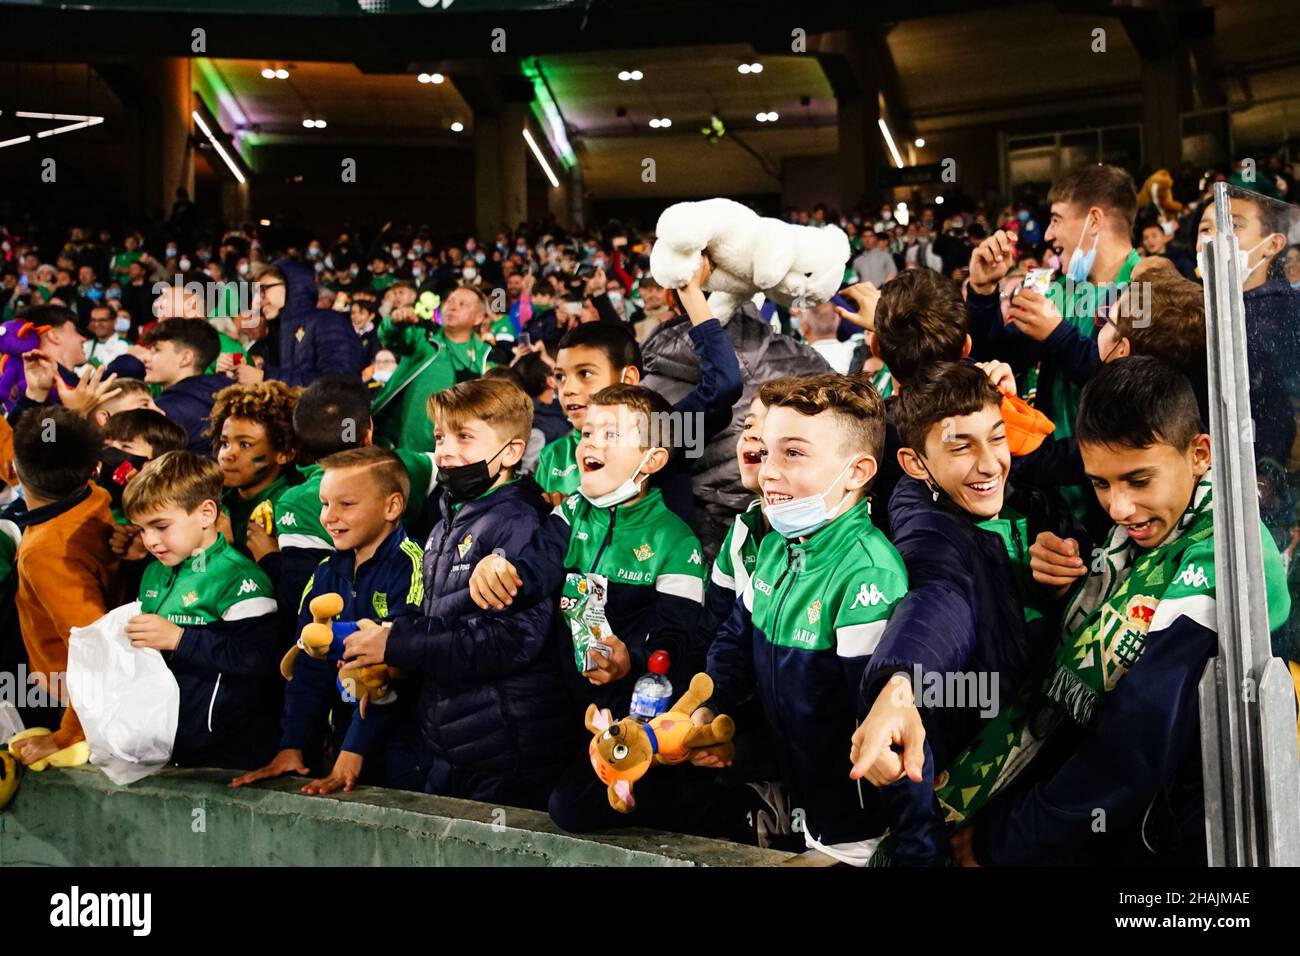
[0,319,49,414]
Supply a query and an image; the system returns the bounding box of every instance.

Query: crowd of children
[1,162,1298,866]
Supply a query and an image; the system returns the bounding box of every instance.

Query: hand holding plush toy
[280,593,397,718]
[586,672,735,813]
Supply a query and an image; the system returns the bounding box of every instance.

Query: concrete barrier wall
[0,766,793,867]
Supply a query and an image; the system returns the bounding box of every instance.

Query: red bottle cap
[648,650,670,675]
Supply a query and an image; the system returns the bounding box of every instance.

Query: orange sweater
[16,483,122,749]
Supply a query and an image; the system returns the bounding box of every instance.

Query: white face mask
[762,456,861,539]
[1198,233,1280,283]
[581,449,653,509]
[463,268,478,281]
[238,262,250,276]
[372,368,393,384]
[114,316,132,334]
[178,257,191,271]
[607,291,623,309]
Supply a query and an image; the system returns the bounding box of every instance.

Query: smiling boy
[535,257,742,527]
[207,381,299,555]
[123,451,281,770]
[231,445,426,795]
[858,357,1289,865]
[849,362,1068,864]
[698,373,909,863]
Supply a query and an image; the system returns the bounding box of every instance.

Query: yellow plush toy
[5,728,90,773]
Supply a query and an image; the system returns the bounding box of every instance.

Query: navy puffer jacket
[264,258,365,386]
[383,478,579,776]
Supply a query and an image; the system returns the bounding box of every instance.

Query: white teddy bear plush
[649,197,850,320]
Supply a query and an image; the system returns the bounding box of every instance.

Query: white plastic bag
[67,601,179,785]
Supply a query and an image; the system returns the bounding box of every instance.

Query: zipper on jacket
[589,506,617,573]
[767,541,801,720]
[207,673,222,732]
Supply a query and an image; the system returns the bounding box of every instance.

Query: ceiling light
[418,73,431,83]
[914,137,925,147]
[878,117,904,169]
[618,71,630,81]
[649,118,661,128]
[315,119,326,128]
[767,111,778,122]
[523,127,559,189]
[191,110,245,184]
[261,68,275,79]
[302,118,315,128]
[737,63,751,74]
[430,73,444,83]
[274,68,289,80]
[630,70,643,80]
[935,195,945,204]
[750,62,763,73]
[259,219,271,226]
[450,121,464,132]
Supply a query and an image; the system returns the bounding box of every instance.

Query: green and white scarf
[873,476,1216,863]
[932,474,1215,828]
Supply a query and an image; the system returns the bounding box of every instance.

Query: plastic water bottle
[630,651,673,722]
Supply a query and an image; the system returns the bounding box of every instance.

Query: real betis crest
[373,592,388,618]
[633,543,654,562]
[457,533,473,558]
[807,599,822,625]
[182,591,198,607]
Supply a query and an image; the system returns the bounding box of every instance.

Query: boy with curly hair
[206,381,300,556]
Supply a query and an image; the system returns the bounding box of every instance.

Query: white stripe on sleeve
[655,573,704,604]
[836,619,888,658]
[222,596,278,621]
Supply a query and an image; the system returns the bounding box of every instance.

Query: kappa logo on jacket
[849,582,888,608]
[688,549,702,565]
[278,512,298,527]
[1176,564,1210,589]
[237,578,260,596]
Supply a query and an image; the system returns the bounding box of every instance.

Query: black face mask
[96,446,149,513]
[436,442,511,502]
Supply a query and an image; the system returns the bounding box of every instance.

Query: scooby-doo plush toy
[279,592,396,717]
[586,672,735,813]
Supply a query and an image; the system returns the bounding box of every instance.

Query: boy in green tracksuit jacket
[700,373,909,864]
[372,287,494,452]
[535,258,743,529]
[471,383,723,835]
[123,452,281,770]
[471,383,705,712]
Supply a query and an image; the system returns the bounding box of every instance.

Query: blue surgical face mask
[114,315,132,334]
[308,245,321,259]
[1065,216,1100,284]
[1018,210,1030,222]
[1291,279,1300,291]
[474,252,486,265]
[581,450,653,509]
[324,255,334,269]
[762,456,861,539]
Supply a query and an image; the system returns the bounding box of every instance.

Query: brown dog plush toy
[279,593,396,718]
[585,672,735,813]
